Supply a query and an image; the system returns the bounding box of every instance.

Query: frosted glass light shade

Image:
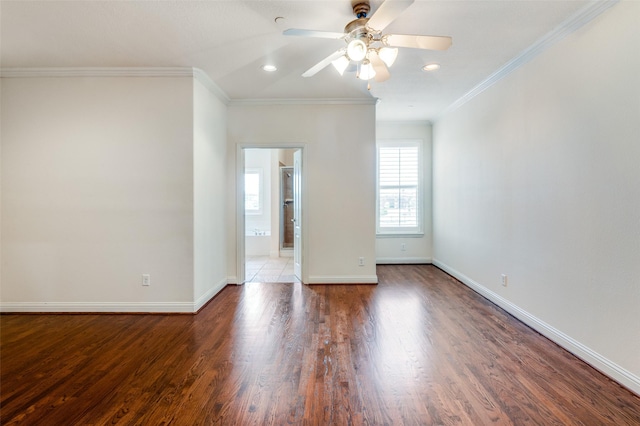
[331,55,350,75]
[358,61,376,80]
[346,39,367,62]
[378,47,398,67]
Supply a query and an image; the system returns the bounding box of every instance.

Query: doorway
[239,147,303,284]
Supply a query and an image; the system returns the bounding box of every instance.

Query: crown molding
[0,66,230,103]
[377,120,433,127]
[228,98,377,107]
[439,0,619,119]
[0,66,195,78]
[192,68,230,104]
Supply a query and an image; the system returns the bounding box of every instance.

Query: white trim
[227,276,239,285]
[439,0,619,119]
[192,68,230,103]
[0,66,194,78]
[376,257,431,264]
[229,98,377,107]
[432,258,640,397]
[377,120,433,127]
[1,278,230,313]
[376,139,424,235]
[0,66,230,103]
[307,275,378,284]
[376,233,425,238]
[236,146,247,285]
[0,302,195,313]
[194,278,228,312]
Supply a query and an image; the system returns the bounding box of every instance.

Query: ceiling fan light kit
[331,55,350,75]
[378,47,398,68]
[357,60,376,81]
[346,39,368,62]
[283,0,452,83]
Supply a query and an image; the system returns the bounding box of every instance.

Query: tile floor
[245,256,300,283]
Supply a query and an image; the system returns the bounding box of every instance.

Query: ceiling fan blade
[283,28,345,40]
[369,52,390,83]
[366,0,414,32]
[302,49,347,77]
[384,34,452,50]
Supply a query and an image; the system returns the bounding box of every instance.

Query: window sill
[376,233,425,239]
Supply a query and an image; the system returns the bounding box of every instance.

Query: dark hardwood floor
[2,265,639,425]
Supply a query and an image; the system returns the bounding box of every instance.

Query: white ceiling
[1,0,593,121]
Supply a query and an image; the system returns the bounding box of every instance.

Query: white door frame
[236,144,307,285]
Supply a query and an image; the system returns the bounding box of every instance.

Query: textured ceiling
[1,0,594,121]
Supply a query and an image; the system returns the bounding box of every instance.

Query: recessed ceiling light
[262,65,277,72]
[422,63,440,71]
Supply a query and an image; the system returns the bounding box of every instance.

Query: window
[244,169,262,214]
[377,140,422,235]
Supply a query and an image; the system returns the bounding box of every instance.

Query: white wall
[244,148,272,235]
[193,78,228,310]
[376,121,433,264]
[432,1,640,393]
[227,102,377,284]
[1,73,228,312]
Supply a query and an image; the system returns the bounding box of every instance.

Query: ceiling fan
[283,0,452,83]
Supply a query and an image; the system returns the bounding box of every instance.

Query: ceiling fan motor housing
[347,2,372,41]
[345,18,370,42]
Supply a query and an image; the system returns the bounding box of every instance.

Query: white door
[293,149,302,280]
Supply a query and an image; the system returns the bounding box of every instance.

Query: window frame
[376,139,424,236]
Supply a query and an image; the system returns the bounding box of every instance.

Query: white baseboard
[376,257,432,264]
[1,278,230,314]
[307,275,378,284]
[432,259,640,396]
[227,276,238,285]
[0,301,195,313]
[194,277,228,312]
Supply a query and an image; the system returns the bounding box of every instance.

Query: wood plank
[2,265,639,424]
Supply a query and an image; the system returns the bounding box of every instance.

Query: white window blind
[377,141,422,234]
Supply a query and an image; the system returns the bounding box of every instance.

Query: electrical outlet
[142,274,151,286]
[358,257,365,266]
[401,243,407,251]
[501,274,508,287]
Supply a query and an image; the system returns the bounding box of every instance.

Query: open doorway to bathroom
[244,148,301,283]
